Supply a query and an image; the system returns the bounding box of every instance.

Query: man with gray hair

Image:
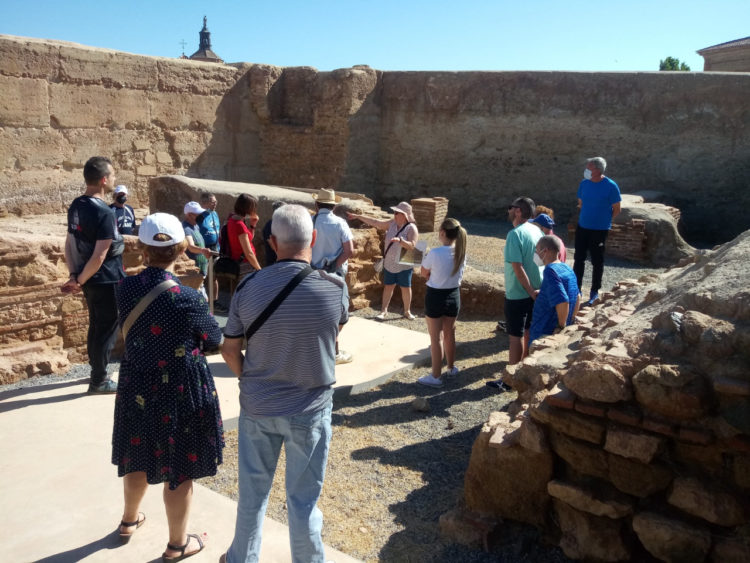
[574,156,621,306]
[221,204,348,563]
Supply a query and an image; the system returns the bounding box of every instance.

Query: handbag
[373,223,410,275]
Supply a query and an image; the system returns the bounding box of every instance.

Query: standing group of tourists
[61,153,620,562]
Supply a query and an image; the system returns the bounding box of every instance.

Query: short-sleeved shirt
[311,209,354,273]
[182,221,208,276]
[110,203,136,235]
[504,222,543,300]
[422,245,466,289]
[577,177,621,230]
[384,221,418,273]
[226,216,256,263]
[198,209,220,248]
[529,262,579,345]
[67,195,124,284]
[224,260,349,417]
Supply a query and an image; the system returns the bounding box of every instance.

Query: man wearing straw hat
[311,187,354,365]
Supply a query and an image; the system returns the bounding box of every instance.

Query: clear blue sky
[2,0,748,72]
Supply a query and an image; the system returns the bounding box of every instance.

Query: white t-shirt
[422,245,465,289]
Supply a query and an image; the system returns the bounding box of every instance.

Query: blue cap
[529,213,555,229]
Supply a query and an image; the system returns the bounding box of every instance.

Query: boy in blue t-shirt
[529,235,580,347]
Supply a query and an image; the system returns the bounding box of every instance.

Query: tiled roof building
[697,36,750,72]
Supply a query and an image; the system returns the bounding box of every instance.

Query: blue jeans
[227,402,332,563]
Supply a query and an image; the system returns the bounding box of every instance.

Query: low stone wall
[453,231,750,561]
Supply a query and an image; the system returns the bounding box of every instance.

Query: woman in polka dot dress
[111,213,224,561]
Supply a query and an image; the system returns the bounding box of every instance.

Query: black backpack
[214,223,241,276]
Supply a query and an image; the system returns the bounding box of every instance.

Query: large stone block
[667,477,746,527]
[632,511,711,563]
[547,480,634,519]
[147,91,223,131]
[632,364,711,420]
[58,44,158,89]
[607,453,673,497]
[604,425,664,463]
[49,83,150,128]
[530,401,606,444]
[464,421,553,527]
[563,360,632,403]
[554,500,631,562]
[549,431,609,480]
[0,75,49,127]
[710,536,750,563]
[156,59,241,95]
[0,36,60,78]
[0,128,66,170]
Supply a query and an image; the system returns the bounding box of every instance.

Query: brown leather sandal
[161,533,206,562]
[119,512,146,544]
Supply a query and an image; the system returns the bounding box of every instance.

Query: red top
[227,216,256,263]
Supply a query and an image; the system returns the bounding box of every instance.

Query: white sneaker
[335,350,353,364]
[375,312,388,320]
[404,312,416,320]
[446,366,459,376]
[418,374,443,387]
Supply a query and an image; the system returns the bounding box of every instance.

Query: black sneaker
[88,379,118,394]
[485,379,512,392]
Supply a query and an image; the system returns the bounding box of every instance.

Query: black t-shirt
[67,195,125,284]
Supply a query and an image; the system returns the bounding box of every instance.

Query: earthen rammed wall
[1,35,749,243]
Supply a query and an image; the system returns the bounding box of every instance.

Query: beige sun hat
[390,201,415,223]
[311,187,341,205]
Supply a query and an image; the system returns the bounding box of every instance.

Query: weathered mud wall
[2,35,749,244]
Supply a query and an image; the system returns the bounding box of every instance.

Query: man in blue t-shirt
[529,235,580,347]
[574,156,621,307]
[61,156,125,394]
[198,192,220,252]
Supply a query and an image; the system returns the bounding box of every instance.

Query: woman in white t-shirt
[417,218,467,387]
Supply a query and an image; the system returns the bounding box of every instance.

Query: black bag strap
[383,222,411,258]
[244,265,314,340]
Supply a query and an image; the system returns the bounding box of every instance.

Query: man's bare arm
[511,262,537,300]
[221,336,244,378]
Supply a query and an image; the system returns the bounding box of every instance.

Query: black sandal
[161,533,206,562]
[119,512,146,544]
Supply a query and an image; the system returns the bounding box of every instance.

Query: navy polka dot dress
[112,267,224,489]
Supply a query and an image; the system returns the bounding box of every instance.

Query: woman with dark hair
[417,218,467,387]
[112,213,223,561]
[226,193,262,276]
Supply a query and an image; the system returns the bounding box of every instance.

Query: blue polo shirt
[529,262,579,345]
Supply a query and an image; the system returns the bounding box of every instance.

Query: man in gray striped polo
[221,204,348,563]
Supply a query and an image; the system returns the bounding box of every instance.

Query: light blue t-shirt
[529,262,579,345]
[504,222,543,300]
[577,177,621,230]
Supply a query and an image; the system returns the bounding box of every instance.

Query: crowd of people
[61,154,620,561]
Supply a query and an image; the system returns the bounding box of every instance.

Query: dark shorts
[425,287,460,318]
[384,268,413,287]
[505,297,534,337]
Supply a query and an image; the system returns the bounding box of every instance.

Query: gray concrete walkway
[0,317,429,562]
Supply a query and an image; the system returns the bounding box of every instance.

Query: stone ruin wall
[1,35,750,244]
[447,234,750,562]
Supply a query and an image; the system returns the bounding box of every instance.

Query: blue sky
[2,0,748,72]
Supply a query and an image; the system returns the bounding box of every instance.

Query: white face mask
[533,253,544,267]
[583,168,593,180]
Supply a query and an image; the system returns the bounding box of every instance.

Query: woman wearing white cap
[348,202,420,320]
[112,213,223,561]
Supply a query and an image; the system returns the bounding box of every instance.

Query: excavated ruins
[1,33,749,561]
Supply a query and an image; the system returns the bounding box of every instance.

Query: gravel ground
[1,218,662,561]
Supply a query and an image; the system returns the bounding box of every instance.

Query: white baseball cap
[138,213,186,247]
[183,201,204,215]
[114,185,128,195]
